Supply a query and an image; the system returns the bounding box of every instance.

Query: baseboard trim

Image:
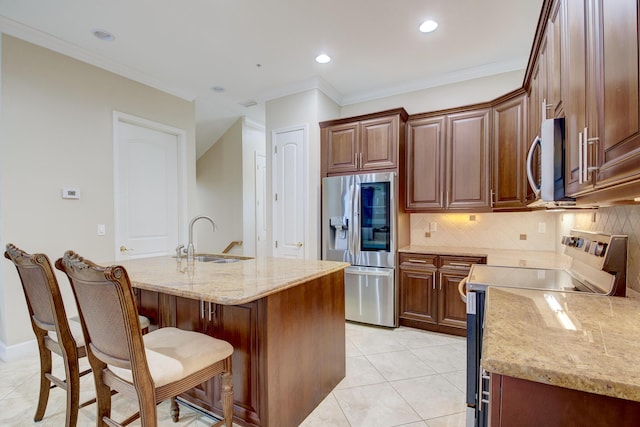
[0,338,38,362]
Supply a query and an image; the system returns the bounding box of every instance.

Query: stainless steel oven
[461,230,628,427]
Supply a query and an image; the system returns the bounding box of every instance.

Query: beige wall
[340,70,524,118]
[195,117,265,256]
[0,35,196,360]
[195,119,242,254]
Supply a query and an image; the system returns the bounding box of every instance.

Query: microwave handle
[526,136,542,197]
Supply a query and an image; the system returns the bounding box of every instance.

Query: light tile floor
[0,323,466,427]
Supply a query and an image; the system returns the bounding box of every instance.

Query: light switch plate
[97,224,105,236]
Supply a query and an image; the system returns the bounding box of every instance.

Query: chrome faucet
[186,215,217,262]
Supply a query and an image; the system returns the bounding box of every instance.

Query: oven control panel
[561,235,608,257]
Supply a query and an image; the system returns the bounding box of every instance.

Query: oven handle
[458,276,468,304]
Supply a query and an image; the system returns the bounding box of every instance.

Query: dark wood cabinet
[406,116,446,210]
[489,373,640,427]
[399,253,485,336]
[136,292,263,426]
[529,0,640,202]
[563,0,591,196]
[320,108,407,176]
[491,91,530,209]
[446,109,492,210]
[406,107,491,212]
[398,254,437,325]
[590,0,640,191]
[135,270,345,427]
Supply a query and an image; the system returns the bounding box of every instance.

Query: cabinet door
[564,0,592,196]
[592,0,640,187]
[325,122,359,174]
[360,115,398,171]
[406,116,446,210]
[210,302,262,426]
[437,271,468,329]
[399,267,437,325]
[446,109,491,210]
[135,288,160,328]
[548,0,564,117]
[492,94,528,209]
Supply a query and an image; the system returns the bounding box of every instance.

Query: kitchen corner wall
[410,211,559,251]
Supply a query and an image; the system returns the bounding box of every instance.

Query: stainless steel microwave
[526,117,576,208]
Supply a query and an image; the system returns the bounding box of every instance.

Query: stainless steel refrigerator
[321,172,397,327]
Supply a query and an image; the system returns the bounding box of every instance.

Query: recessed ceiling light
[92,29,115,41]
[315,54,331,64]
[419,20,439,33]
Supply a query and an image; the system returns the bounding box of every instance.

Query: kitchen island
[482,286,640,426]
[117,255,349,427]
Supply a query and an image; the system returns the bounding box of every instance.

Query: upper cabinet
[320,108,408,176]
[406,107,491,211]
[590,0,640,191]
[528,0,640,202]
[492,91,531,209]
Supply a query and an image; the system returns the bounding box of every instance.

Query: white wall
[0,35,196,360]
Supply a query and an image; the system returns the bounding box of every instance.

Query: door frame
[271,124,308,259]
[112,111,188,260]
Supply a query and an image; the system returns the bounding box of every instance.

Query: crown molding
[341,57,528,106]
[0,16,196,101]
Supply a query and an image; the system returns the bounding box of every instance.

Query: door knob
[120,245,134,253]
[296,242,303,248]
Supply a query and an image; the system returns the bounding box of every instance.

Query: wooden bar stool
[56,250,234,427]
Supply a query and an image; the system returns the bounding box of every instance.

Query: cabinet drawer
[439,255,486,271]
[399,253,437,268]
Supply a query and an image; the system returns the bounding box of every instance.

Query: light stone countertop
[114,255,350,305]
[399,245,571,269]
[482,286,640,402]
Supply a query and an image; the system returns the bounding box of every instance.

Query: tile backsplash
[410,205,640,292]
[410,211,558,251]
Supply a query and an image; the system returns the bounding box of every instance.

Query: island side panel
[264,269,346,427]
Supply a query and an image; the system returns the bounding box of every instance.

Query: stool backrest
[4,244,73,341]
[55,250,147,373]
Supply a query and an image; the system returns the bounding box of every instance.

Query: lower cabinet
[135,290,263,426]
[399,252,485,336]
[489,373,640,427]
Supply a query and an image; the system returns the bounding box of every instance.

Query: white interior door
[114,113,186,260]
[273,126,306,259]
[255,152,267,258]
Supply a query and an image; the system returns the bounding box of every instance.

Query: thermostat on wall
[62,188,81,199]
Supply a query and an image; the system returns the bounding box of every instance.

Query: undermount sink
[189,254,256,263]
[193,255,242,263]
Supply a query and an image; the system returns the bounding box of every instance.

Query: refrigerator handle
[352,181,361,259]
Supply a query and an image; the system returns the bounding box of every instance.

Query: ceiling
[0,0,543,158]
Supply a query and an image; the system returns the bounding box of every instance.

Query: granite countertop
[115,255,349,305]
[482,286,640,402]
[399,245,570,269]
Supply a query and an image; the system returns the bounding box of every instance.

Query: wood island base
[136,269,346,427]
